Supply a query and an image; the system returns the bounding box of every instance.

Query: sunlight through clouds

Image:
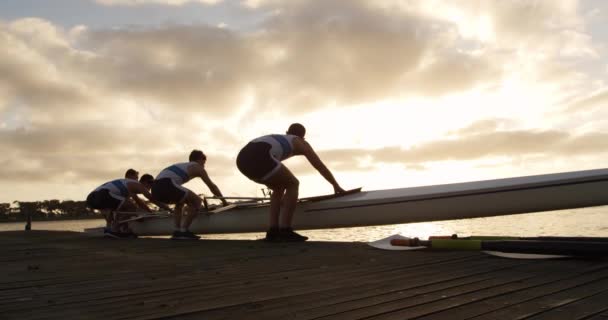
[0,0,607,202]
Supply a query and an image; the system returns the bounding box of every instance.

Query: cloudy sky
[1,0,608,202]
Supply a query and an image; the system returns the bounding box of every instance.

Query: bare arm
[294,138,345,193]
[131,194,152,213]
[140,189,172,212]
[199,169,229,206]
[129,183,170,212]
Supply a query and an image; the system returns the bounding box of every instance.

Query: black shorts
[151,178,188,204]
[236,142,280,182]
[86,189,124,210]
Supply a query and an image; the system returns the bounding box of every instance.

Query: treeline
[0,200,103,222]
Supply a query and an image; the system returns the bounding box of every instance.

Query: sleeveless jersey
[156,162,193,185]
[251,134,297,161]
[94,178,133,198]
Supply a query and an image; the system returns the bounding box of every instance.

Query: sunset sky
[1,0,607,203]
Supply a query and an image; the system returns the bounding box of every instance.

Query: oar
[429,234,608,242]
[205,196,270,201]
[205,187,362,203]
[116,210,171,216]
[391,238,608,258]
[207,204,238,214]
[117,211,171,224]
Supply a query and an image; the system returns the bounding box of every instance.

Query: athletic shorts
[86,189,125,211]
[151,178,188,204]
[236,142,281,182]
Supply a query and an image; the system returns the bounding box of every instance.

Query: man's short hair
[125,168,139,178]
[189,150,207,162]
[139,174,154,184]
[287,123,306,138]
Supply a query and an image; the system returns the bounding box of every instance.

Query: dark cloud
[245,0,502,111]
[3,0,505,120]
[0,123,230,182]
[80,25,256,116]
[0,21,93,114]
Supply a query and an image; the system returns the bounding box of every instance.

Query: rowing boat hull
[129,168,608,236]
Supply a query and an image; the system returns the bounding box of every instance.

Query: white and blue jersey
[251,134,297,161]
[94,178,134,199]
[156,162,193,185]
[236,134,298,182]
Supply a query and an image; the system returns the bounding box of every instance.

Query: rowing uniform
[86,179,134,210]
[236,134,297,182]
[151,162,193,203]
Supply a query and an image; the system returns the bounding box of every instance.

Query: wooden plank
[323,262,606,320]
[417,265,608,319]
[3,251,473,319]
[85,255,486,320]
[0,250,475,319]
[515,280,608,320]
[173,258,524,320]
[0,240,414,308]
[313,274,538,320]
[1,231,607,320]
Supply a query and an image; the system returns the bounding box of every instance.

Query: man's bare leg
[280,179,299,228]
[268,187,285,229]
[182,191,202,230]
[116,201,137,233]
[102,210,112,229]
[174,203,184,230]
[263,166,305,241]
[264,166,299,229]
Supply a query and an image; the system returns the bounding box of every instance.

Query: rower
[151,150,229,240]
[236,123,345,242]
[86,169,171,238]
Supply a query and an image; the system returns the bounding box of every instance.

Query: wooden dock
[1,231,608,320]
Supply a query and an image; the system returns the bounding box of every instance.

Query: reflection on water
[1,206,607,242]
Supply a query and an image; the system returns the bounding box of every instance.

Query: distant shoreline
[0,216,103,223]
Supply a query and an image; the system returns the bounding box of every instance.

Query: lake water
[2,206,607,241]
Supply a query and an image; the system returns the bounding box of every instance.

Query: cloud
[311,129,608,173]
[246,0,502,110]
[3,1,505,119]
[1,0,605,201]
[95,0,222,6]
[448,118,515,136]
[8,0,587,123]
[0,120,227,183]
[565,89,608,112]
[0,19,95,115]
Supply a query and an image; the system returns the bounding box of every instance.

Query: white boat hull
[129,168,608,236]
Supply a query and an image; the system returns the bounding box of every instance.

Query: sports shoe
[103,229,121,239]
[120,231,139,239]
[170,231,182,240]
[171,230,201,240]
[183,231,201,240]
[264,227,281,242]
[279,228,308,242]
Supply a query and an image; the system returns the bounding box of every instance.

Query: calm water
[1,206,607,241]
